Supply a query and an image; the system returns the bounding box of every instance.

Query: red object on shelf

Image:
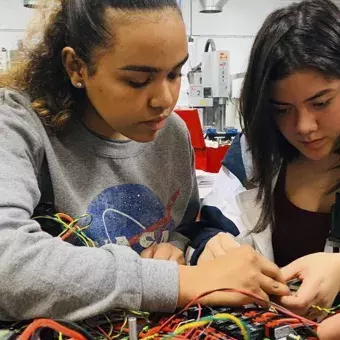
[175,109,207,171]
[175,109,229,173]
[206,145,230,173]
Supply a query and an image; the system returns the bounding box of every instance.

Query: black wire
[53,319,96,340]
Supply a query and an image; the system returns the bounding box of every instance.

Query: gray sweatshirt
[0,89,199,321]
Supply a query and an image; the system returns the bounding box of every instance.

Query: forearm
[0,225,179,320]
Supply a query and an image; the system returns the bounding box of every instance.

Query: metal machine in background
[23,0,38,8]
[188,39,232,132]
[199,0,230,13]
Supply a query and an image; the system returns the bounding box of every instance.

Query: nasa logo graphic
[86,184,179,253]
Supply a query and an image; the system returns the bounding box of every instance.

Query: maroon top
[272,165,331,267]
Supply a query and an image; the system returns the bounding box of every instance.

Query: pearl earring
[75,82,83,88]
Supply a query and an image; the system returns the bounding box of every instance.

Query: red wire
[141,287,319,339]
[18,319,87,340]
[96,325,111,340]
[141,288,266,338]
[266,318,302,326]
[56,213,78,241]
[181,302,202,339]
[184,288,319,327]
[270,301,319,327]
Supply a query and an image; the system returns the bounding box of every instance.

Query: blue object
[224,127,239,136]
[204,127,239,141]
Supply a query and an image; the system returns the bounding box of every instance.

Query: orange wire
[141,287,318,339]
[56,213,79,241]
[18,319,87,340]
[185,288,319,327]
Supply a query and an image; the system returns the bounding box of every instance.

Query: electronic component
[1,304,320,340]
[128,316,138,340]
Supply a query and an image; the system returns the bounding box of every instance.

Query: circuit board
[139,305,319,340]
[0,304,321,340]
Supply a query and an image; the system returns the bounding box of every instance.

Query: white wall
[0,0,284,128]
[181,0,279,73]
[177,0,286,128]
[0,0,281,71]
[0,0,34,50]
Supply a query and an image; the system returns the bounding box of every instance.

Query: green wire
[33,213,95,247]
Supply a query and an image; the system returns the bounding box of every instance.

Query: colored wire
[140,287,270,338]
[129,310,150,318]
[111,315,128,339]
[56,213,80,240]
[311,304,336,315]
[189,305,213,340]
[57,213,95,246]
[34,213,95,247]
[167,313,250,340]
[18,319,87,340]
[181,303,203,339]
[96,325,111,339]
[270,301,318,327]
[185,288,319,327]
[141,287,318,339]
[103,313,115,338]
[53,319,95,340]
[142,334,160,340]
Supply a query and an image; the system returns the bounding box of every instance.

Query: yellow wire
[142,335,159,340]
[311,305,335,315]
[173,313,249,340]
[103,313,114,337]
[111,315,128,339]
[173,320,208,332]
[58,332,63,340]
[55,216,95,247]
[129,310,150,317]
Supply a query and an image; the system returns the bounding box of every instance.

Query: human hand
[141,242,185,265]
[178,245,290,308]
[278,253,340,316]
[198,232,240,265]
[317,313,340,340]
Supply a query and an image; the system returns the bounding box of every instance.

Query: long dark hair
[1,0,180,130]
[240,0,340,233]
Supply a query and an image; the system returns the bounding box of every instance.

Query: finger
[317,313,340,340]
[246,288,271,308]
[168,247,185,264]
[207,238,227,257]
[257,255,287,284]
[140,243,156,259]
[280,260,302,282]
[259,274,291,297]
[169,251,185,265]
[218,233,240,252]
[197,248,215,265]
[152,244,173,261]
[279,278,319,314]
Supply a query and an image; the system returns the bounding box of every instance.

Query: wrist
[178,265,199,307]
